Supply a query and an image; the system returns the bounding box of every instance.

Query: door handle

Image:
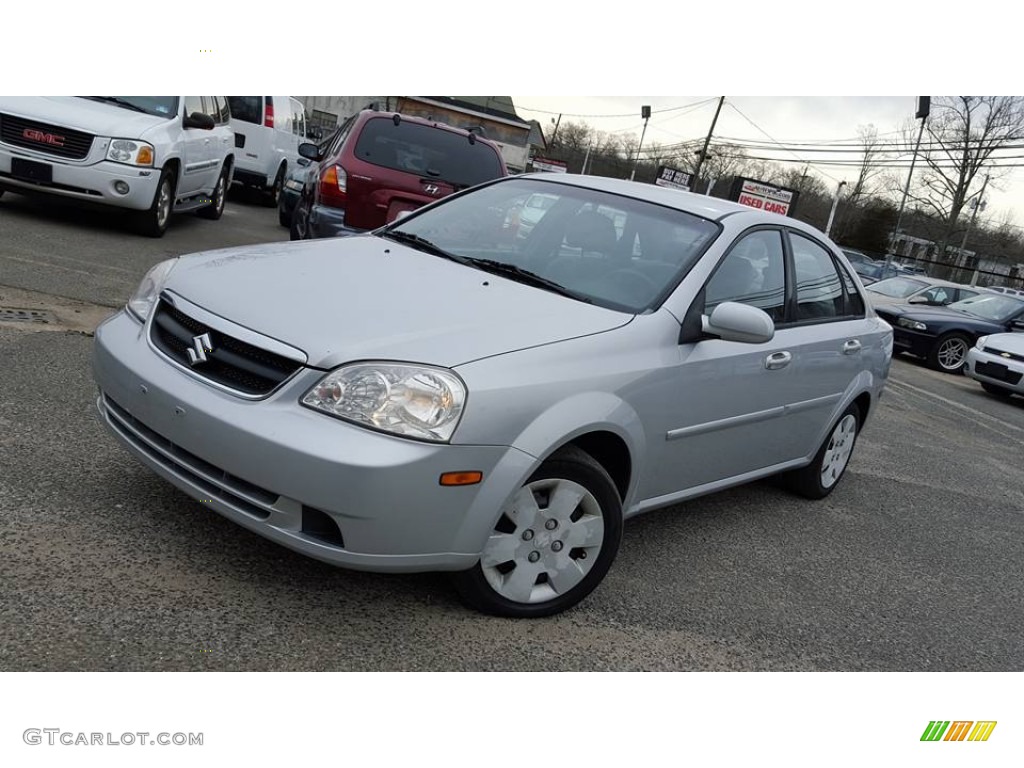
[765,351,792,370]
[843,339,862,355]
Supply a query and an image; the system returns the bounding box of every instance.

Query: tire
[782,403,861,500]
[135,169,175,238]
[197,165,229,220]
[290,196,311,240]
[451,446,623,618]
[278,204,291,228]
[265,164,286,208]
[981,382,1014,398]
[928,332,971,373]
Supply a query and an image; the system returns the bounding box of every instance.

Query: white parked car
[966,332,1024,398]
[0,96,234,236]
[227,97,309,205]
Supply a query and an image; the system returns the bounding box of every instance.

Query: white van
[227,96,308,204]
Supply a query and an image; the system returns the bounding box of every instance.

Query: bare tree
[907,96,1024,258]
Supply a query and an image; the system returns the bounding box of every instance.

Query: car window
[353,117,505,187]
[920,286,953,305]
[183,96,204,118]
[956,288,979,302]
[948,294,1024,322]
[790,233,844,321]
[705,230,786,322]
[227,97,262,124]
[866,276,926,298]
[838,263,866,316]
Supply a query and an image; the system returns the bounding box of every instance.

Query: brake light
[264,98,274,128]
[319,165,348,208]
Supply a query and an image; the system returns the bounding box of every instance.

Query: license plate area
[11,157,53,183]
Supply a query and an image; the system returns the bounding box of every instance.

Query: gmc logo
[22,128,65,147]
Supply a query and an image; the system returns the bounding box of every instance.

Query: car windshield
[948,293,1024,322]
[868,276,927,298]
[80,96,178,117]
[381,177,720,313]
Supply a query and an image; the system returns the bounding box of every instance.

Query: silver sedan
[92,174,893,617]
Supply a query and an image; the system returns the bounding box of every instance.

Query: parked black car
[875,293,1024,373]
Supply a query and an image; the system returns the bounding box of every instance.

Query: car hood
[163,236,633,368]
[876,303,1004,328]
[0,96,172,138]
[982,333,1024,354]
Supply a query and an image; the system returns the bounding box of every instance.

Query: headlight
[302,363,466,442]
[127,258,178,321]
[975,335,988,350]
[897,317,927,331]
[284,179,304,191]
[106,139,155,166]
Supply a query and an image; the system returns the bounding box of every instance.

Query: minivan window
[227,97,262,124]
[353,118,504,188]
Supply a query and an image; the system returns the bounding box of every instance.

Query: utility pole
[629,105,651,181]
[692,96,725,185]
[580,141,593,175]
[825,180,847,238]
[549,113,562,147]
[889,96,931,268]
[962,173,989,286]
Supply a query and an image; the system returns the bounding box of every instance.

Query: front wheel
[197,165,229,220]
[451,446,623,618]
[290,196,312,240]
[782,403,861,500]
[928,332,971,373]
[265,164,286,207]
[135,169,175,237]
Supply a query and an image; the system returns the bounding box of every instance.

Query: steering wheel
[604,269,659,304]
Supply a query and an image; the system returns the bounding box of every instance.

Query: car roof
[523,173,771,221]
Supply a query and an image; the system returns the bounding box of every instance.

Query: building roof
[421,96,530,126]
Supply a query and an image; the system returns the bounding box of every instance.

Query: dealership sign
[729,177,799,216]
[655,165,692,191]
[531,157,568,174]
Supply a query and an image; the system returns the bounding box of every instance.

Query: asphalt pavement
[1,191,1023,671]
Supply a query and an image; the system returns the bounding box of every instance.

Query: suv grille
[150,299,303,396]
[0,113,94,160]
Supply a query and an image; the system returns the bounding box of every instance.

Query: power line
[515,97,718,119]
[724,101,841,183]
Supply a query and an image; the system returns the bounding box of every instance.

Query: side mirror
[907,295,929,304]
[298,142,320,161]
[297,157,311,167]
[702,302,775,344]
[184,112,215,130]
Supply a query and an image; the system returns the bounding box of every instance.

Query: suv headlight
[107,139,155,166]
[302,363,466,442]
[897,317,927,331]
[127,258,178,321]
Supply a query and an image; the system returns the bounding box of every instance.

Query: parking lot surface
[1,192,1023,671]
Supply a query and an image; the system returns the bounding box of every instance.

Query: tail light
[318,165,348,208]
[263,98,275,128]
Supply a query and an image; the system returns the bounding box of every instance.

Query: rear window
[353,118,504,188]
[227,97,262,124]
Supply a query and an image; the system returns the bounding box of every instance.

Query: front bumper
[889,326,934,358]
[0,144,159,210]
[965,347,1024,394]
[92,310,536,572]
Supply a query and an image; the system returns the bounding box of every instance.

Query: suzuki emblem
[186,333,213,365]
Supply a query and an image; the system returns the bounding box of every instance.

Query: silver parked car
[92,174,893,617]
[865,275,981,308]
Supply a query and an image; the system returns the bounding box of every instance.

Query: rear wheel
[265,164,286,207]
[135,169,175,237]
[928,332,971,373]
[981,382,1014,398]
[290,196,312,240]
[451,446,623,618]
[782,403,861,500]
[197,165,229,220]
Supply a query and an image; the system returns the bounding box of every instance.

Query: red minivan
[290,109,508,240]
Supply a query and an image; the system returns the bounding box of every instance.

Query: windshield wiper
[82,96,149,114]
[380,231,470,265]
[461,258,592,303]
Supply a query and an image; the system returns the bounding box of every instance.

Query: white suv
[0,96,235,237]
[227,96,309,205]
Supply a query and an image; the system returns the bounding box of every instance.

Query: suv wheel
[198,166,229,220]
[451,446,623,618]
[135,169,175,238]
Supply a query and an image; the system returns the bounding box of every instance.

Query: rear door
[178,96,211,196]
[342,116,505,229]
